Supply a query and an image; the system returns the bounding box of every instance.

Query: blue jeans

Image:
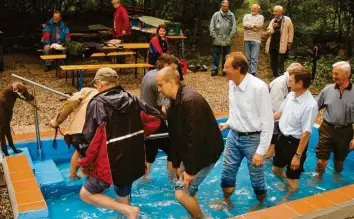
[175,162,215,196]
[221,130,267,196]
[212,46,231,73]
[244,41,260,76]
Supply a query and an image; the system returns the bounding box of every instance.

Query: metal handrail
[145,133,168,140]
[11,74,71,98]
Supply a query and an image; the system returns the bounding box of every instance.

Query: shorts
[271,121,280,145]
[273,133,308,179]
[175,163,214,197]
[144,118,170,163]
[84,176,132,197]
[316,121,353,161]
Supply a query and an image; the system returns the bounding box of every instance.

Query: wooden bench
[90,51,135,57]
[36,47,66,52]
[61,63,153,90]
[40,54,67,77]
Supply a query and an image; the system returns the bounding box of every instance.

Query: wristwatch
[295,152,302,158]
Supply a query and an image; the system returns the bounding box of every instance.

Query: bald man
[243,4,264,76]
[156,67,224,218]
[265,5,294,77]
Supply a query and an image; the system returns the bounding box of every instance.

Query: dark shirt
[167,84,224,175]
[270,16,283,50]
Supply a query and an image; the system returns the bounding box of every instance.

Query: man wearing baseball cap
[78,68,161,218]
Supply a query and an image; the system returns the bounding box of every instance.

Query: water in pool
[44,148,354,219]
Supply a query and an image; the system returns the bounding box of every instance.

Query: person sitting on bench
[42,11,70,72]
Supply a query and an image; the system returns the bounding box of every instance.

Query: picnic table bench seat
[61,63,153,90]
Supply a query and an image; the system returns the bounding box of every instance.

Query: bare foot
[273,182,286,192]
[308,174,322,185]
[333,172,343,184]
[209,199,234,211]
[126,206,139,219]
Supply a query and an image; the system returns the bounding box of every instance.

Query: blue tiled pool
[14,119,354,219]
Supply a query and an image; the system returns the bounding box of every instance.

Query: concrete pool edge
[230,185,354,219]
[2,155,48,219]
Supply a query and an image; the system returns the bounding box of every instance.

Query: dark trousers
[212,46,231,73]
[116,35,131,64]
[145,120,170,163]
[270,49,285,77]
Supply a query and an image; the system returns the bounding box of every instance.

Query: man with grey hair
[243,4,264,76]
[210,0,236,76]
[315,61,354,181]
[156,67,224,218]
[78,68,161,218]
[266,63,304,158]
[265,5,294,77]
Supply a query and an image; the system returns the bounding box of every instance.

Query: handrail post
[33,89,42,160]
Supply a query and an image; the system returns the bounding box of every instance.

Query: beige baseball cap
[91,68,119,84]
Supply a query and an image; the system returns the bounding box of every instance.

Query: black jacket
[167,85,224,175]
[82,85,161,185]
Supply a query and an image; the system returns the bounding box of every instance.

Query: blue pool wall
[12,118,354,165]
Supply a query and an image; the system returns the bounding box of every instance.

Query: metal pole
[11,74,71,98]
[33,89,42,160]
[144,133,169,140]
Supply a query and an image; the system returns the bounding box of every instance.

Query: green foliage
[285,55,354,93]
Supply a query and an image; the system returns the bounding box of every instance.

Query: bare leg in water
[80,187,139,219]
[175,190,203,218]
[69,150,81,181]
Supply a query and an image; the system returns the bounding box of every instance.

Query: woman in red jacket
[148,24,170,66]
[112,0,131,41]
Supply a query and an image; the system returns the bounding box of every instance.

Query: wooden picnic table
[102,43,150,75]
[61,63,153,90]
[40,54,67,77]
[102,43,150,50]
[166,35,187,58]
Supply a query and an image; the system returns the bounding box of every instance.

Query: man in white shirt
[273,69,318,192]
[265,63,304,158]
[210,52,274,210]
[243,4,264,76]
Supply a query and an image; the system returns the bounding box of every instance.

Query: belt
[236,131,261,136]
[324,120,351,130]
[279,132,299,141]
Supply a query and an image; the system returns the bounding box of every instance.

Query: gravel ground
[0,54,233,134]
